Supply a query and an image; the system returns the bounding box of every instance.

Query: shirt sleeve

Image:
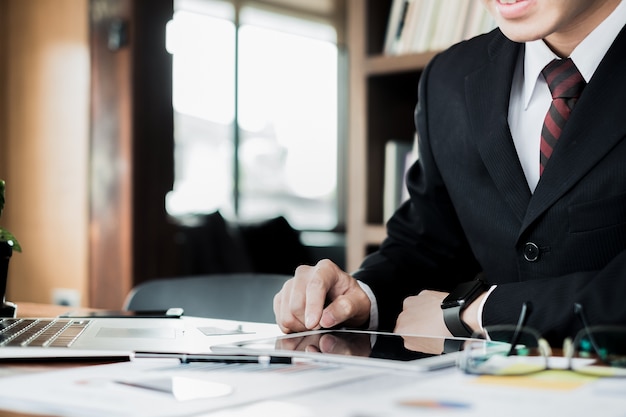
[477,285,497,330]
[357,280,379,330]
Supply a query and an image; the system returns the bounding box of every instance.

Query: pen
[132,351,293,364]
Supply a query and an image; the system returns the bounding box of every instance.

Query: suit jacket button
[523,242,540,262]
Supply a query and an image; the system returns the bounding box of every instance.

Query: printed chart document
[1,355,626,417]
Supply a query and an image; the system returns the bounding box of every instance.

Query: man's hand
[394,290,452,337]
[276,332,372,357]
[395,289,486,340]
[273,259,371,333]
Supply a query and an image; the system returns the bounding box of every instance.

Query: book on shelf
[384,0,497,56]
[383,136,419,222]
[409,0,441,53]
[383,0,412,55]
[429,0,471,51]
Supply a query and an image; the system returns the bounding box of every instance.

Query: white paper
[0,358,386,417]
[1,348,626,417]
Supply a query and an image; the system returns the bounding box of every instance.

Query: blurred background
[0,0,347,309]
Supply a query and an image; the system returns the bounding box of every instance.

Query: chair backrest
[123,273,291,323]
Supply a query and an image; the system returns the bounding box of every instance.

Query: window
[165,0,343,231]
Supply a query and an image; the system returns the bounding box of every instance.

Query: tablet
[211,329,482,372]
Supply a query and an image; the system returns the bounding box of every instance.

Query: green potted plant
[0,179,20,317]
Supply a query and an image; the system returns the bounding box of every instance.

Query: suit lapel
[522,24,626,232]
[465,34,530,223]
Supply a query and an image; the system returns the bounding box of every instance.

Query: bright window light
[166,1,339,230]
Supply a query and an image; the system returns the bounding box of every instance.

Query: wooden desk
[15,301,79,318]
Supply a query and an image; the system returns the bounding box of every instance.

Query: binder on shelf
[383,137,418,222]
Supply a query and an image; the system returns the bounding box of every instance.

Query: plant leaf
[0,229,21,253]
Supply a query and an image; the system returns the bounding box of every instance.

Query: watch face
[441,280,485,309]
[441,296,462,309]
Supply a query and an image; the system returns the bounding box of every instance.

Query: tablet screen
[212,329,478,372]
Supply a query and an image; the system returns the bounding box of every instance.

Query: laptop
[0,308,283,361]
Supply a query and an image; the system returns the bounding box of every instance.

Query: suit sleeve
[484,251,626,344]
[353,56,481,331]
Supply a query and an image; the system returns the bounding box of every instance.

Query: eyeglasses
[457,302,626,377]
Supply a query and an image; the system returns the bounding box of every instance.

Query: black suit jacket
[354,26,626,343]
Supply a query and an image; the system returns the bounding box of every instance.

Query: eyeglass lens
[460,326,626,377]
[570,326,626,377]
[459,327,548,376]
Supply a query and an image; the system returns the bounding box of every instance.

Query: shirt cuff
[357,280,379,330]
[477,285,497,330]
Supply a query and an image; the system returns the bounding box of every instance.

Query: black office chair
[123,273,291,323]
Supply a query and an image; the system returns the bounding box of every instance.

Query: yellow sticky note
[473,370,598,391]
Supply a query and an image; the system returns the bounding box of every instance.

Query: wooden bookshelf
[365,50,438,75]
[345,0,428,271]
[345,0,494,271]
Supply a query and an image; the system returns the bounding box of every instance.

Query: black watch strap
[443,305,474,338]
[443,338,466,353]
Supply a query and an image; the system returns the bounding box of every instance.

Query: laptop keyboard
[0,318,91,347]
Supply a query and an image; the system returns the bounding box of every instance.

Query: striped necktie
[540,58,586,176]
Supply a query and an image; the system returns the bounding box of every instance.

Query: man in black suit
[274,0,626,345]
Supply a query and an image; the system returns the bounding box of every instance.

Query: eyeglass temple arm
[573,303,609,364]
[506,301,532,356]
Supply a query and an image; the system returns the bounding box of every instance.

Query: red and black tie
[540,58,586,176]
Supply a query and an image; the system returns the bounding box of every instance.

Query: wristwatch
[441,279,488,338]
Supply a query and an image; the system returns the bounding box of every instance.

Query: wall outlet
[51,288,81,307]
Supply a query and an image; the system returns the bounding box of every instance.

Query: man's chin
[497,25,546,43]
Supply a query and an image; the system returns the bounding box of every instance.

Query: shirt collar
[522,0,626,109]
